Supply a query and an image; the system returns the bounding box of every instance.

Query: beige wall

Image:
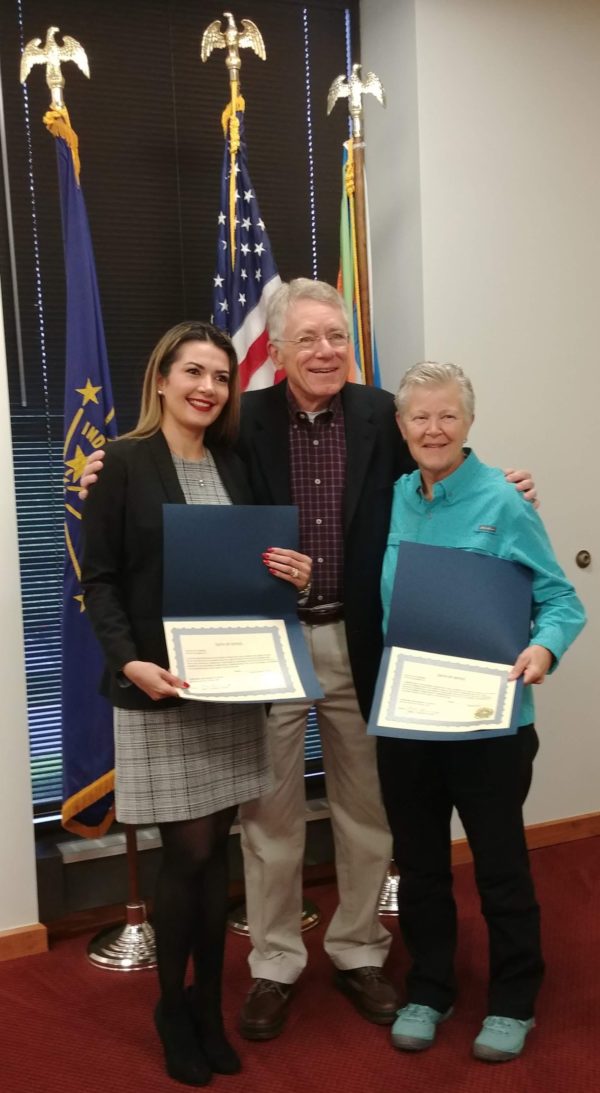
[361,0,599,824]
[0,276,39,930]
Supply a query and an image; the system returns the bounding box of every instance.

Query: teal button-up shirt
[381,450,587,727]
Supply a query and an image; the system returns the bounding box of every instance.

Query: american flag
[212,105,282,390]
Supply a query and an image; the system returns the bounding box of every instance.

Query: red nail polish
[183,682,190,689]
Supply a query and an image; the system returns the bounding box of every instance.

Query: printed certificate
[375,647,517,735]
[164,618,307,702]
[367,542,531,741]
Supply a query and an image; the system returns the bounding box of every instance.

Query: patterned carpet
[1,836,598,1093]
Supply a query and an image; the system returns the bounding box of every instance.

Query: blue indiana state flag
[51,116,118,837]
[212,98,282,390]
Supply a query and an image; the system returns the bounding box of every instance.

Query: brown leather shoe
[334,966,399,1025]
[238,979,293,1041]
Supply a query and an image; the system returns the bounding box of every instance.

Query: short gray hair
[267,278,349,343]
[395,361,475,419]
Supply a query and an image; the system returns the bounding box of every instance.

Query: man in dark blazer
[237,279,412,1039]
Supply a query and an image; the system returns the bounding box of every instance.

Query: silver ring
[291,567,299,579]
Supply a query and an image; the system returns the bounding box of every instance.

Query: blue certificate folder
[162,504,323,702]
[368,542,533,741]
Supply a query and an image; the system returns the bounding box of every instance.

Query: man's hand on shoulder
[78,448,106,501]
[504,468,539,509]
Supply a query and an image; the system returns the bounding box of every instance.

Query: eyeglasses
[275,331,350,351]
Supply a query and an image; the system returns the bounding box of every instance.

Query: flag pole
[201,11,284,392]
[21,30,157,963]
[328,61,398,909]
[20,27,117,841]
[200,10,319,929]
[351,137,373,385]
[327,64,386,387]
[87,825,157,970]
[200,12,266,272]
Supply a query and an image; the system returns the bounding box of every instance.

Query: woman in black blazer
[82,321,310,1086]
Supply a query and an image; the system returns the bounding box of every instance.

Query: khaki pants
[239,620,392,984]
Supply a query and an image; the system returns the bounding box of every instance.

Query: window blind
[0,0,357,812]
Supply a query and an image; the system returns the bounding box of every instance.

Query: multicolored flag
[212,97,282,390]
[337,139,381,386]
[44,108,118,836]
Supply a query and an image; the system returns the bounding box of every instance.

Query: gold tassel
[221,93,246,269]
[43,106,81,184]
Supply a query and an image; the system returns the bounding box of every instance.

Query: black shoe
[154,1001,212,1086]
[185,987,241,1074]
[198,1027,241,1075]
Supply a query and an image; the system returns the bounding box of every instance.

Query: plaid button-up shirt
[287,387,346,608]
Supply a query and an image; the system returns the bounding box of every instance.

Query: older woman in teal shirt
[378,362,586,1064]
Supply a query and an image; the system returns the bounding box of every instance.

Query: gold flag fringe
[221,93,246,269]
[61,769,116,838]
[43,106,81,184]
[344,141,365,379]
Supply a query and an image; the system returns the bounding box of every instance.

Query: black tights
[155,805,236,1018]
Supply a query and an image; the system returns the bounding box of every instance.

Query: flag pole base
[87,901,157,970]
[228,899,321,936]
[378,863,400,916]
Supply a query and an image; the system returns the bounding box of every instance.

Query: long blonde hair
[122,321,240,446]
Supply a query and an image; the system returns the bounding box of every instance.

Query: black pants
[377,725,544,1019]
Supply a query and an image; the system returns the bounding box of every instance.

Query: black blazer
[237,381,415,719]
[81,430,254,710]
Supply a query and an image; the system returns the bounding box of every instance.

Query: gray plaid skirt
[114,700,270,824]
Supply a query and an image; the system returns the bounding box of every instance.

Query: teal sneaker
[473,1015,535,1062]
[391,1003,453,1051]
